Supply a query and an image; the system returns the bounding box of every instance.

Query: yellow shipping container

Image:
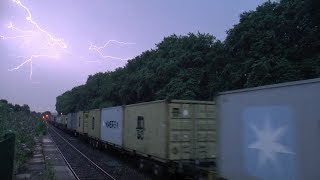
[76,111,89,134]
[77,111,89,134]
[124,100,216,162]
[88,109,101,140]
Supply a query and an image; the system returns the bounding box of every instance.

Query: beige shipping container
[76,111,89,134]
[57,115,67,125]
[87,109,101,140]
[76,111,84,133]
[124,100,216,162]
[61,115,68,125]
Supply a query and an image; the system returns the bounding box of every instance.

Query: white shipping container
[100,106,124,146]
[67,113,77,130]
[217,78,320,180]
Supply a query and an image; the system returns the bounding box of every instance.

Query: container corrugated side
[52,115,57,123]
[168,101,216,161]
[124,101,168,161]
[101,106,124,146]
[56,116,61,124]
[71,113,77,130]
[67,113,72,129]
[62,115,68,125]
[76,111,84,134]
[88,109,101,139]
[123,99,216,162]
[83,111,89,134]
[67,113,77,130]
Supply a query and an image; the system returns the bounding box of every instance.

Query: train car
[59,115,68,129]
[88,109,101,147]
[76,111,89,136]
[76,111,84,134]
[83,112,89,134]
[51,113,58,124]
[217,78,320,179]
[100,106,124,148]
[56,116,61,124]
[123,99,216,174]
[67,113,77,132]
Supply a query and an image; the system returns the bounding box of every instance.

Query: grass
[44,161,56,180]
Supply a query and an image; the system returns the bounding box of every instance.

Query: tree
[56,0,320,113]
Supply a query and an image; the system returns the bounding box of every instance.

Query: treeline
[56,0,320,114]
[0,99,33,114]
[0,99,45,172]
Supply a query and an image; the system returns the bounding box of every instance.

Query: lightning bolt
[11,0,67,49]
[89,40,135,61]
[1,0,136,80]
[1,22,33,40]
[8,22,34,34]
[8,55,58,79]
[1,0,67,80]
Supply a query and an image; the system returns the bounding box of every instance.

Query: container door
[83,112,89,133]
[193,104,216,160]
[168,103,193,160]
[168,102,216,161]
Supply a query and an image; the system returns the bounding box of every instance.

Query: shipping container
[62,115,68,125]
[101,106,124,146]
[57,115,67,129]
[51,113,58,123]
[52,115,58,123]
[76,111,83,134]
[76,111,89,134]
[67,113,77,130]
[88,109,101,140]
[124,100,216,163]
[56,116,61,124]
[217,78,320,180]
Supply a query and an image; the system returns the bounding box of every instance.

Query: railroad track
[49,126,115,180]
[48,126,152,180]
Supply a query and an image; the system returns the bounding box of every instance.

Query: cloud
[0,1,12,22]
[0,1,4,18]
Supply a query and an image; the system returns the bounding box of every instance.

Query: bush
[0,100,43,173]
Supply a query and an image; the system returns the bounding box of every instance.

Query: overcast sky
[0,0,267,112]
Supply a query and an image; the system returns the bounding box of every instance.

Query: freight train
[51,100,217,178]
[51,78,320,179]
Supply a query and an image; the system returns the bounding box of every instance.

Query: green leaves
[0,101,43,173]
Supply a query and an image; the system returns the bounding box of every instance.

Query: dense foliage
[0,99,45,173]
[56,0,320,114]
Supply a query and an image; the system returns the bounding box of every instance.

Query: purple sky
[0,0,267,112]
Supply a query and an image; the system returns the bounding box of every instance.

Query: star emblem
[248,118,295,167]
